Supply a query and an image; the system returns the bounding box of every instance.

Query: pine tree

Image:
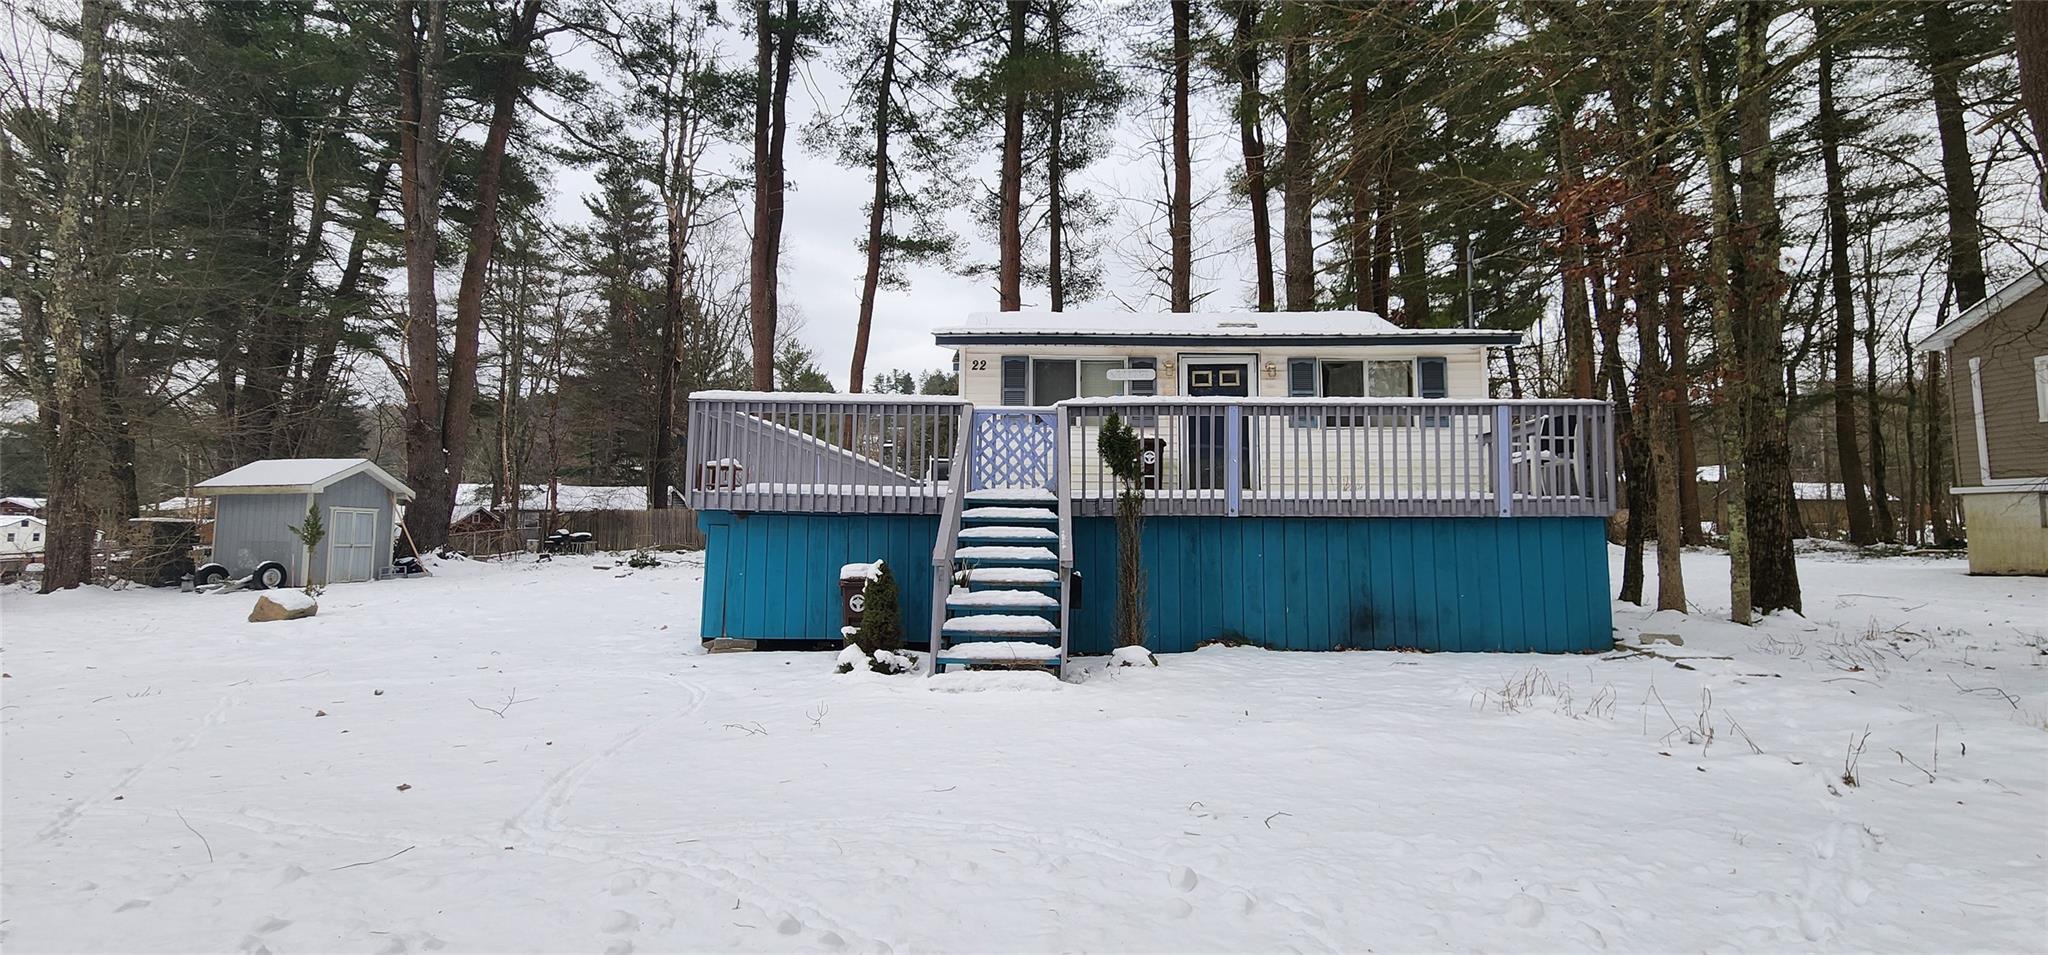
[1098,413,1146,648]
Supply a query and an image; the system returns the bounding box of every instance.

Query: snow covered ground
[2,547,2043,953]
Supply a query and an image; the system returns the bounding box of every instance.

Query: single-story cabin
[0,496,45,517]
[194,457,413,588]
[1914,267,2048,575]
[686,312,1617,672]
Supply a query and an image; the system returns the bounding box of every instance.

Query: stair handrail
[928,401,977,670]
[1054,401,1074,671]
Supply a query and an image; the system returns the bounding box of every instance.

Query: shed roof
[1914,266,2046,351]
[195,458,413,499]
[932,311,1521,347]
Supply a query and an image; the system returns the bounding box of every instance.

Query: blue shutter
[1418,357,1448,398]
[1000,356,1028,405]
[1289,358,1318,427]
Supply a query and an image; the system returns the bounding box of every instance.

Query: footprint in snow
[599,910,640,933]
[601,941,633,955]
[1504,893,1546,928]
[1161,898,1194,919]
[1168,865,1200,892]
[775,914,804,936]
[817,931,846,948]
[251,916,292,935]
[276,864,310,886]
[114,898,151,913]
[607,871,647,897]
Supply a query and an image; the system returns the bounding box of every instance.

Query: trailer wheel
[195,563,227,587]
[252,561,288,590]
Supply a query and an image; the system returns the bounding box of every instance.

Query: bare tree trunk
[1817,21,1874,544]
[396,0,451,550]
[1231,1,1275,312]
[1348,73,1374,313]
[749,0,797,384]
[1686,4,1750,623]
[850,0,902,386]
[436,0,544,547]
[1048,0,1065,311]
[1279,31,1313,310]
[1733,2,1800,615]
[39,0,112,592]
[1860,266,1896,542]
[2017,0,2048,208]
[998,0,1026,312]
[1170,0,1193,312]
[1556,105,1596,399]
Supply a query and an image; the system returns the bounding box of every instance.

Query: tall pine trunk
[1048,0,1066,311]
[749,0,797,385]
[395,0,450,553]
[39,0,112,592]
[1733,2,1800,615]
[997,1,1025,312]
[1279,31,1313,310]
[1231,1,1275,312]
[2016,1,2048,208]
[1169,0,1193,311]
[850,0,902,386]
[1817,18,1874,544]
[1925,1,1985,544]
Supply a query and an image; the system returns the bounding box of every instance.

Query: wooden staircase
[929,411,1069,674]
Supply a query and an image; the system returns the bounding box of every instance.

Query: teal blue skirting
[697,511,1612,653]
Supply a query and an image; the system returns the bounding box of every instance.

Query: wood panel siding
[1947,280,2048,486]
[696,510,1612,652]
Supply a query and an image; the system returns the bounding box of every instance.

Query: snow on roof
[2,496,45,509]
[932,311,1520,344]
[454,483,657,512]
[196,458,413,499]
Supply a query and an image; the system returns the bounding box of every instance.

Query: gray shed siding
[308,472,396,583]
[213,492,316,583]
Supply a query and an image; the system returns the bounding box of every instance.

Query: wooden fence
[448,508,705,557]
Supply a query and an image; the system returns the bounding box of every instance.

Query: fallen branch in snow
[1725,714,1763,755]
[176,810,212,863]
[1946,675,2019,709]
[1264,811,1291,829]
[468,688,536,718]
[330,845,415,871]
[1891,749,1936,783]
[1841,726,1871,788]
[723,721,769,736]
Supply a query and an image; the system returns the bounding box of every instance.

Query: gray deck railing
[685,392,1615,519]
[928,408,975,661]
[684,392,969,514]
[1057,397,1614,518]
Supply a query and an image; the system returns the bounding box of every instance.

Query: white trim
[1947,482,2048,496]
[1969,356,1991,484]
[1914,267,2047,351]
[195,458,414,501]
[2035,355,2048,423]
[1025,356,1131,404]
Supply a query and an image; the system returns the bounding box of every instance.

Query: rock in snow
[248,591,317,622]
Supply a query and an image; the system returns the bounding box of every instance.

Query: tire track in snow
[18,692,239,850]
[502,678,711,842]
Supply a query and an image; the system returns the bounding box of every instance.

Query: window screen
[1032,359,1077,404]
[1368,360,1414,397]
[1322,361,1365,397]
[1417,357,1448,398]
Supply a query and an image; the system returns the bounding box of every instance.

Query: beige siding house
[1916,267,2048,575]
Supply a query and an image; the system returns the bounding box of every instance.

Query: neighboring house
[0,515,46,556]
[1915,268,2048,575]
[939,310,1515,406]
[685,312,1617,670]
[448,483,680,535]
[0,496,45,517]
[194,458,414,588]
[1693,466,1902,540]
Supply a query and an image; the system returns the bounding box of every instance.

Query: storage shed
[194,458,413,587]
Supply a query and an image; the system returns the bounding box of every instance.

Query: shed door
[328,507,379,583]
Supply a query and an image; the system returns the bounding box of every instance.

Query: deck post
[1224,405,1243,518]
[1493,405,1513,518]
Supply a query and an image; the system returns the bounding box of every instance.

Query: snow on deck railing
[685,394,1615,519]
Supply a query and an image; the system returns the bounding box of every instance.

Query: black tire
[252,561,288,590]
[195,564,228,587]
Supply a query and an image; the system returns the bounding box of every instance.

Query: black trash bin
[1138,437,1167,490]
[839,561,881,641]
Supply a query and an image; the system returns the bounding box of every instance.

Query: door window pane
[1078,359,1124,398]
[1031,359,1077,404]
[1368,360,1414,397]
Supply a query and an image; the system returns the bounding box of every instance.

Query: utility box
[838,560,883,641]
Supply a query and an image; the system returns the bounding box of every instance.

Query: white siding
[955,343,1497,404]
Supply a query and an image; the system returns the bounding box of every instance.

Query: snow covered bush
[1097,413,1148,649]
[627,549,661,568]
[848,562,905,671]
[835,644,915,675]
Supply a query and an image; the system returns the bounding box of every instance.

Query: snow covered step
[961,506,1057,525]
[964,487,1058,507]
[946,589,1059,616]
[954,545,1058,568]
[941,614,1060,639]
[960,567,1061,592]
[957,525,1058,546]
[935,640,1064,664]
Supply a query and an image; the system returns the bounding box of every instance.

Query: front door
[1184,361,1252,490]
[328,507,378,583]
